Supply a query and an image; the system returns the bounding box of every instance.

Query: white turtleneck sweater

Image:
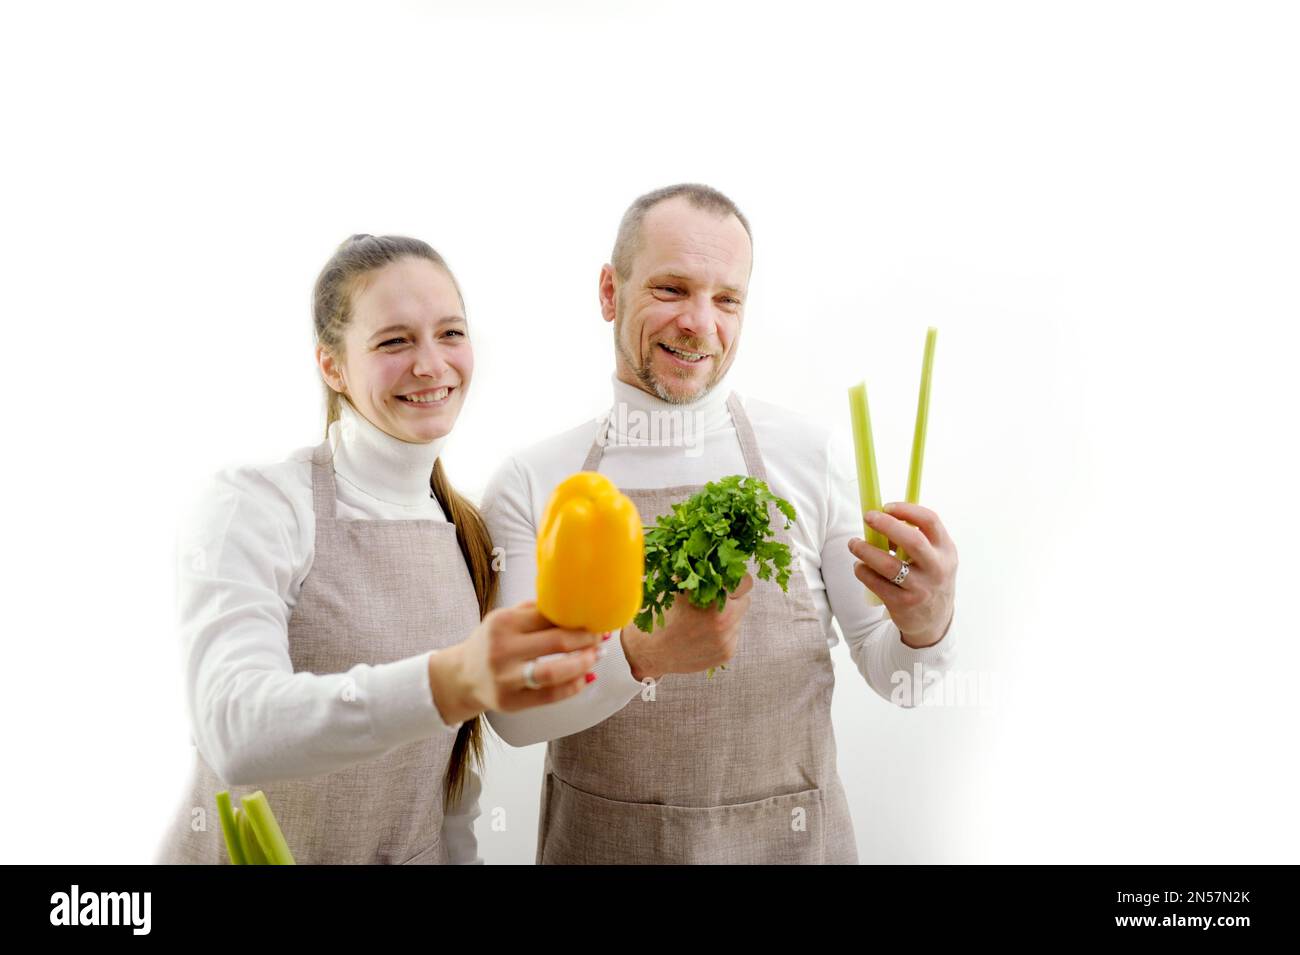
[480,375,957,747]
[174,399,482,864]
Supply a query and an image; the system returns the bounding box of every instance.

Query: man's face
[602,198,752,404]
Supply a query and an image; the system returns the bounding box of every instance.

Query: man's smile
[657,342,712,364]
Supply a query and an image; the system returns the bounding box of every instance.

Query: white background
[2,0,1297,864]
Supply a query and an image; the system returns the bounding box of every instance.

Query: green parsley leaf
[634,475,798,677]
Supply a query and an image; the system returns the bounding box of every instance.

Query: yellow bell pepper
[536,472,645,633]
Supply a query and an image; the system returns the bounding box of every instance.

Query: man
[481,184,959,864]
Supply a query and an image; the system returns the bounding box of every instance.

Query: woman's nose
[412,342,451,378]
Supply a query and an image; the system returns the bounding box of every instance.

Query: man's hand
[621,573,755,681]
[847,502,957,648]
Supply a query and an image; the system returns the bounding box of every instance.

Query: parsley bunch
[634,476,797,653]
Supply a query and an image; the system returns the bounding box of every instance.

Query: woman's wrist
[427,644,480,726]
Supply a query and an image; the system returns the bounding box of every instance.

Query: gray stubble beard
[614,308,723,406]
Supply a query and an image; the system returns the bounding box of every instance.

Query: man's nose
[673,294,718,339]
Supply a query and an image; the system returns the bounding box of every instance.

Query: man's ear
[316,343,347,394]
[598,264,618,325]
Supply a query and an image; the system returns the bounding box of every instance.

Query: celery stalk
[215,790,246,865]
[241,790,296,865]
[848,383,888,605]
[897,327,937,564]
[236,806,269,865]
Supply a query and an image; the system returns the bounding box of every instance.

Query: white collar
[327,399,448,507]
[606,373,734,440]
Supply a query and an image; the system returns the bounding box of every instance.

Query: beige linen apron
[158,441,481,864]
[537,393,859,864]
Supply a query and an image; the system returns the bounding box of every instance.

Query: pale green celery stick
[237,806,269,865]
[215,791,246,865]
[849,383,888,605]
[897,328,937,564]
[242,790,296,865]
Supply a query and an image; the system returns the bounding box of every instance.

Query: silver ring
[522,659,540,690]
[891,561,911,587]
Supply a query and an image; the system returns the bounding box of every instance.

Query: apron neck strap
[311,440,338,519]
[580,415,607,473]
[579,390,770,484]
[726,392,769,484]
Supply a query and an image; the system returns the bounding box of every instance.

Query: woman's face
[317,256,473,444]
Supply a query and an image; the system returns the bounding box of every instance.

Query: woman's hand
[427,601,604,724]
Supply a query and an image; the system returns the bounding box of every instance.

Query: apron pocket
[540,773,826,865]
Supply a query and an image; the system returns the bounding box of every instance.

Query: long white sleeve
[476,379,960,747]
[179,467,463,786]
[176,399,483,861]
[479,455,645,748]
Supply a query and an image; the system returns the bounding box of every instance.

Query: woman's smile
[397,386,454,407]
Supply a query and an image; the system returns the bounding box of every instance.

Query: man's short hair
[611,183,753,280]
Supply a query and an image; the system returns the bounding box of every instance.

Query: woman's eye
[443,329,466,338]
[379,338,406,348]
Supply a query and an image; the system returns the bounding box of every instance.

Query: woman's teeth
[399,387,450,404]
[659,343,709,363]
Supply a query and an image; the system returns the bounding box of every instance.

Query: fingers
[852,551,922,599]
[852,559,898,600]
[864,509,938,567]
[502,673,591,710]
[848,537,914,586]
[506,625,604,662]
[521,648,598,689]
[732,572,755,599]
[492,602,555,634]
[489,602,602,660]
[881,502,948,548]
[500,648,598,710]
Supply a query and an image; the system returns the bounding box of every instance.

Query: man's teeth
[400,388,450,403]
[661,344,708,362]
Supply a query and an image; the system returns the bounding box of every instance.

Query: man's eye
[655,286,685,295]
[719,297,741,306]
[443,329,466,338]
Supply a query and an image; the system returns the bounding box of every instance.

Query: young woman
[158,235,601,864]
